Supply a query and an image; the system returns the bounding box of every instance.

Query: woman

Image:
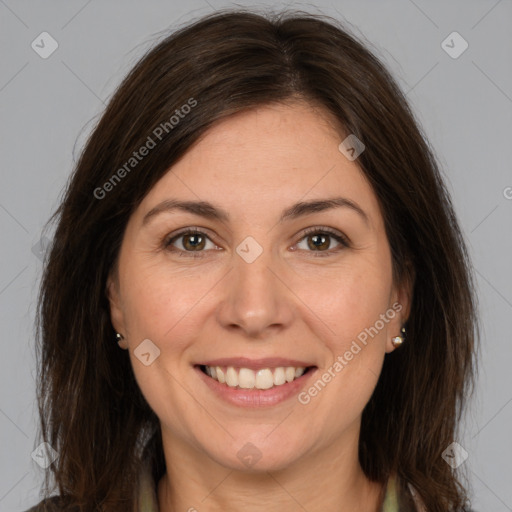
[29,8,478,512]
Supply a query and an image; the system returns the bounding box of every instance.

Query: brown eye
[164,229,216,257]
[306,233,330,251]
[295,227,349,256]
[180,233,206,251]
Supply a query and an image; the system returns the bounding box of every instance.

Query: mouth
[196,364,316,390]
[193,356,318,407]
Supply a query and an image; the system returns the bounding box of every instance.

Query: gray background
[1,1,511,511]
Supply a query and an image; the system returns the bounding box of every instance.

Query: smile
[194,358,318,407]
[199,364,314,390]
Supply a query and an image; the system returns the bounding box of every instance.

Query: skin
[108,101,412,512]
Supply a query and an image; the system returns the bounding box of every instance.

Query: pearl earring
[116,332,125,348]
[391,326,406,348]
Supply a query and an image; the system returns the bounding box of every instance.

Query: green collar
[138,464,403,512]
[381,473,400,511]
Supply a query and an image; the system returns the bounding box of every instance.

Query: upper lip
[196,357,316,370]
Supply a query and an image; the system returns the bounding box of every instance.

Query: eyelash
[163,226,350,259]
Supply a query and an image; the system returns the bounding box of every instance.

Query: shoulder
[24,496,80,512]
[397,476,478,512]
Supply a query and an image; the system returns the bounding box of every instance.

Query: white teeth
[226,367,238,387]
[255,369,274,389]
[273,367,286,385]
[202,365,309,389]
[238,368,256,389]
[285,367,295,382]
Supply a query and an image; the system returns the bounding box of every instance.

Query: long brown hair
[35,8,479,511]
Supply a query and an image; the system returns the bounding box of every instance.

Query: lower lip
[194,366,317,407]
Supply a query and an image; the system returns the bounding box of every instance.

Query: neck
[157,428,385,512]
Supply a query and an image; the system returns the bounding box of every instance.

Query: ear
[385,267,414,354]
[106,273,128,350]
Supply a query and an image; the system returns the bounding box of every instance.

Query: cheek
[297,257,393,347]
[120,258,216,342]
[298,282,392,436]
[300,255,393,400]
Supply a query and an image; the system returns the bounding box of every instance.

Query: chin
[205,433,309,473]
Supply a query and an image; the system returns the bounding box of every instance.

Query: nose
[215,241,295,339]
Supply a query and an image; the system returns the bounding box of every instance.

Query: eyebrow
[142,196,370,227]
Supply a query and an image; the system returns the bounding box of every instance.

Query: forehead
[134,101,381,227]
[187,101,347,164]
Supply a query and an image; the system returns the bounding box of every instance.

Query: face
[108,101,410,473]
